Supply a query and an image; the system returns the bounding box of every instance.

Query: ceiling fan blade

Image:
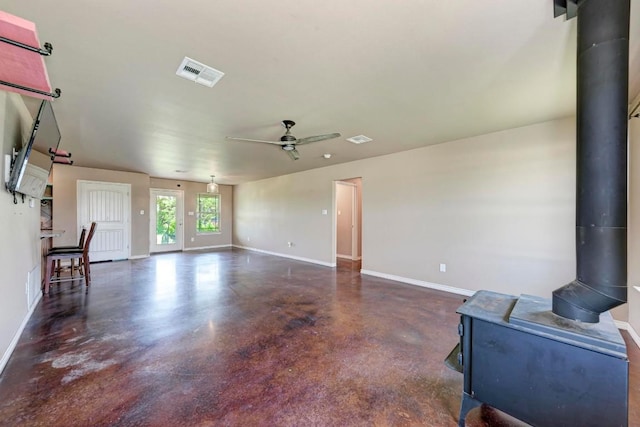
[226,136,284,146]
[286,148,300,160]
[295,133,341,145]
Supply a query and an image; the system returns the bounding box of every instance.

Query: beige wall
[51,171,233,257]
[234,118,580,303]
[0,92,42,370]
[629,117,640,333]
[234,172,336,263]
[149,178,232,249]
[52,165,150,257]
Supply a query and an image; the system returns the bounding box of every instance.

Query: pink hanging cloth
[0,11,54,100]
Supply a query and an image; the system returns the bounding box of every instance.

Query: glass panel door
[150,189,183,253]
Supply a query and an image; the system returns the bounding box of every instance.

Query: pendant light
[207,175,219,194]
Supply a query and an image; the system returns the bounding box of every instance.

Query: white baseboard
[233,245,336,268]
[184,244,232,252]
[614,320,640,349]
[0,291,42,375]
[360,269,475,297]
[360,270,640,350]
[128,254,150,260]
[629,325,640,349]
[614,320,627,330]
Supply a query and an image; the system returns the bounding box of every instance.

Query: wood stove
[446,291,628,426]
[446,1,631,425]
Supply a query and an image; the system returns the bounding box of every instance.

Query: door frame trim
[334,180,360,262]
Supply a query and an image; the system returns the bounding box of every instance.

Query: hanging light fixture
[207,175,219,194]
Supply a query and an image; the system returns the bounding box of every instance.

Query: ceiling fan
[226,120,341,160]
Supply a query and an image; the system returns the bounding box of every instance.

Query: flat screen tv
[6,100,61,199]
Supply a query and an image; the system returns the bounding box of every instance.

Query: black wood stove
[446,1,631,425]
[446,291,628,426]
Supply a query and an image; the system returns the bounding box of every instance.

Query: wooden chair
[44,222,97,294]
[51,226,87,276]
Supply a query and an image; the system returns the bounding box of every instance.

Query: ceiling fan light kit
[226,120,341,160]
[207,175,219,194]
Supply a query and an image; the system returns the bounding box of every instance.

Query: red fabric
[0,11,53,100]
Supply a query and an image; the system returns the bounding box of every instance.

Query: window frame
[196,192,221,235]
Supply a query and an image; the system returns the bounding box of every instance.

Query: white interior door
[77,180,131,262]
[150,189,183,253]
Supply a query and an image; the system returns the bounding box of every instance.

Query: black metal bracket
[554,0,578,19]
[0,80,60,98]
[0,36,52,56]
[0,36,61,98]
[49,147,73,165]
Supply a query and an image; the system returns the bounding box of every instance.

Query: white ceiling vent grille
[346,135,373,144]
[176,57,224,88]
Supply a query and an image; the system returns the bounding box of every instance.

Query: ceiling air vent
[346,135,373,144]
[176,57,224,88]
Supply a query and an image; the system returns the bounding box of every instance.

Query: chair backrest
[82,222,98,256]
[78,227,87,248]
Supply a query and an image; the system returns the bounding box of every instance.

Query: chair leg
[44,257,53,294]
[83,254,91,285]
[76,257,84,280]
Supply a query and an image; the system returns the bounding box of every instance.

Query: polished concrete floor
[0,249,637,426]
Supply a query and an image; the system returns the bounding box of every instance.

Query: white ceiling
[2,1,640,185]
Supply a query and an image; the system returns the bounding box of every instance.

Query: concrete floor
[0,249,637,426]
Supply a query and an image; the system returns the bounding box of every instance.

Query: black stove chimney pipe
[552,0,630,323]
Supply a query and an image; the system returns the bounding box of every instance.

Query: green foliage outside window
[197,193,220,233]
[156,195,177,244]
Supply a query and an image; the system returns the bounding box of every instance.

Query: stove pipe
[552,0,630,323]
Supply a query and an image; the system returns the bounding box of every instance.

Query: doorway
[150,189,184,253]
[335,178,362,265]
[77,180,131,262]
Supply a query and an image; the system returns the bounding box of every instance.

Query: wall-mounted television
[5,100,61,199]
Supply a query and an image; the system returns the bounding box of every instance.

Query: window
[196,193,220,233]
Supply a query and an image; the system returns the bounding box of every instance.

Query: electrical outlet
[191,237,195,242]
[439,263,447,273]
[287,242,293,247]
[247,237,250,241]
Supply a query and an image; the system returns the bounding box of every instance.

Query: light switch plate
[4,154,11,183]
